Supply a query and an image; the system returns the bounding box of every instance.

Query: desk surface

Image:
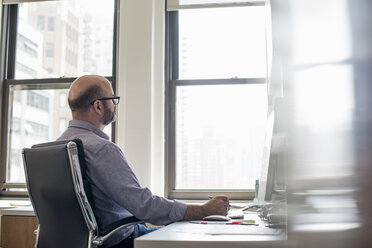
[0,206,34,216]
[0,200,33,216]
[135,212,287,248]
[1,202,288,248]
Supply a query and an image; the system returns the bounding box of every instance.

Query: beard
[101,102,116,125]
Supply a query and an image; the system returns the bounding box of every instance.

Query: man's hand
[182,195,230,221]
[203,196,230,216]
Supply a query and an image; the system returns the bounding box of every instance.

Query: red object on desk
[226,222,243,225]
[189,221,245,225]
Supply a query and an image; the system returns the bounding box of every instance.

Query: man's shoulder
[58,129,118,153]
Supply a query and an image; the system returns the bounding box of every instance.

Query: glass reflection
[271,0,372,247]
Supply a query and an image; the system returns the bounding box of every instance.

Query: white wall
[116,0,165,196]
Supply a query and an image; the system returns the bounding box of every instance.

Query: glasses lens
[112,97,119,105]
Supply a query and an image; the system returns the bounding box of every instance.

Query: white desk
[135,212,287,248]
[0,205,34,216]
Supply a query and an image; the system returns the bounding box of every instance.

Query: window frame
[0,1,118,197]
[165,10,267,200]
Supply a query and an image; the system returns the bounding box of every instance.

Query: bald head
[68,75,112,114]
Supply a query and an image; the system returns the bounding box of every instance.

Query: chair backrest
[22,139,97,248]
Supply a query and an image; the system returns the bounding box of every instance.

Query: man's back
[58,119,187,247]
[58,120,135,246]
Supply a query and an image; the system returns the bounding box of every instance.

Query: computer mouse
[203,215,231,221]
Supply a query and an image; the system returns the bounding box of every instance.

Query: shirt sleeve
[88,142,187,225]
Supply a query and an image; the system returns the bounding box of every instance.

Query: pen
[189,221,228,224]
[241,222,259,226]
[190,221,209,224]
[190,221,256,225]
[189,221,230,224]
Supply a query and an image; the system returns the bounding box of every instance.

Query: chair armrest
[93,216,144,246]
[101,216,143,236]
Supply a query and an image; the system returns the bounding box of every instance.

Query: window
[8,149,24,183]
[0,0,117,195]
[27,91,49,111]
[25,120,49,139]
[17,34,38,58]
[46,42,54,58]
[16,62,37,78]
[47,17,54,31]
[166,1,270,199]
[37,15,44,30]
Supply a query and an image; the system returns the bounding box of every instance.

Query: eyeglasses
[90,96,120,105]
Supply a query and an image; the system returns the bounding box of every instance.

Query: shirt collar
[68,120,110,140]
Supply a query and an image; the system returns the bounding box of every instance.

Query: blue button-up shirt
[58,120,187,247]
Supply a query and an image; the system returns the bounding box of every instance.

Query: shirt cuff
[169,199,188,221]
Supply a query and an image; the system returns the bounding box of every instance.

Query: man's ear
[92,100,104,115]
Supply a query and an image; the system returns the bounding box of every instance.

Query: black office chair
[22,139,143,248]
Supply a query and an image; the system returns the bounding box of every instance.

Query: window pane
[45,42,54,58]
[7,84,113,184]
[178,6,267,79]
[7,85,72,183]
[37,15,44,30]
[47,17,54,31]
[15,0,114,79]
[175,84,268,190]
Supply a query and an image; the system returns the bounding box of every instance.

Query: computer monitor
[257,110,275,202]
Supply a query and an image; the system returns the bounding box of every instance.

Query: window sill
[0,198,31,210]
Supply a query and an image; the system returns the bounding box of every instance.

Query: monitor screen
[257,111,275,202]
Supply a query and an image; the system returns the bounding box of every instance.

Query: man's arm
[182,196,229,221]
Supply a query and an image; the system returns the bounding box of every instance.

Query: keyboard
[228,208,245,219]
[228,213,245,219]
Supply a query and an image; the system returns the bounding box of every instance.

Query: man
[58,75,229,248]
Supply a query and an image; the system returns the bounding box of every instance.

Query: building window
[47,17,54,31]
[25,120,49,139]
[166,1,270,199]
[27,91,49,111]
[17,34,38,58]
[16,62,37,78]
[46,42,54,58]
[0,0,117,195]
[66,49,77,66]
[37,15,44,30]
